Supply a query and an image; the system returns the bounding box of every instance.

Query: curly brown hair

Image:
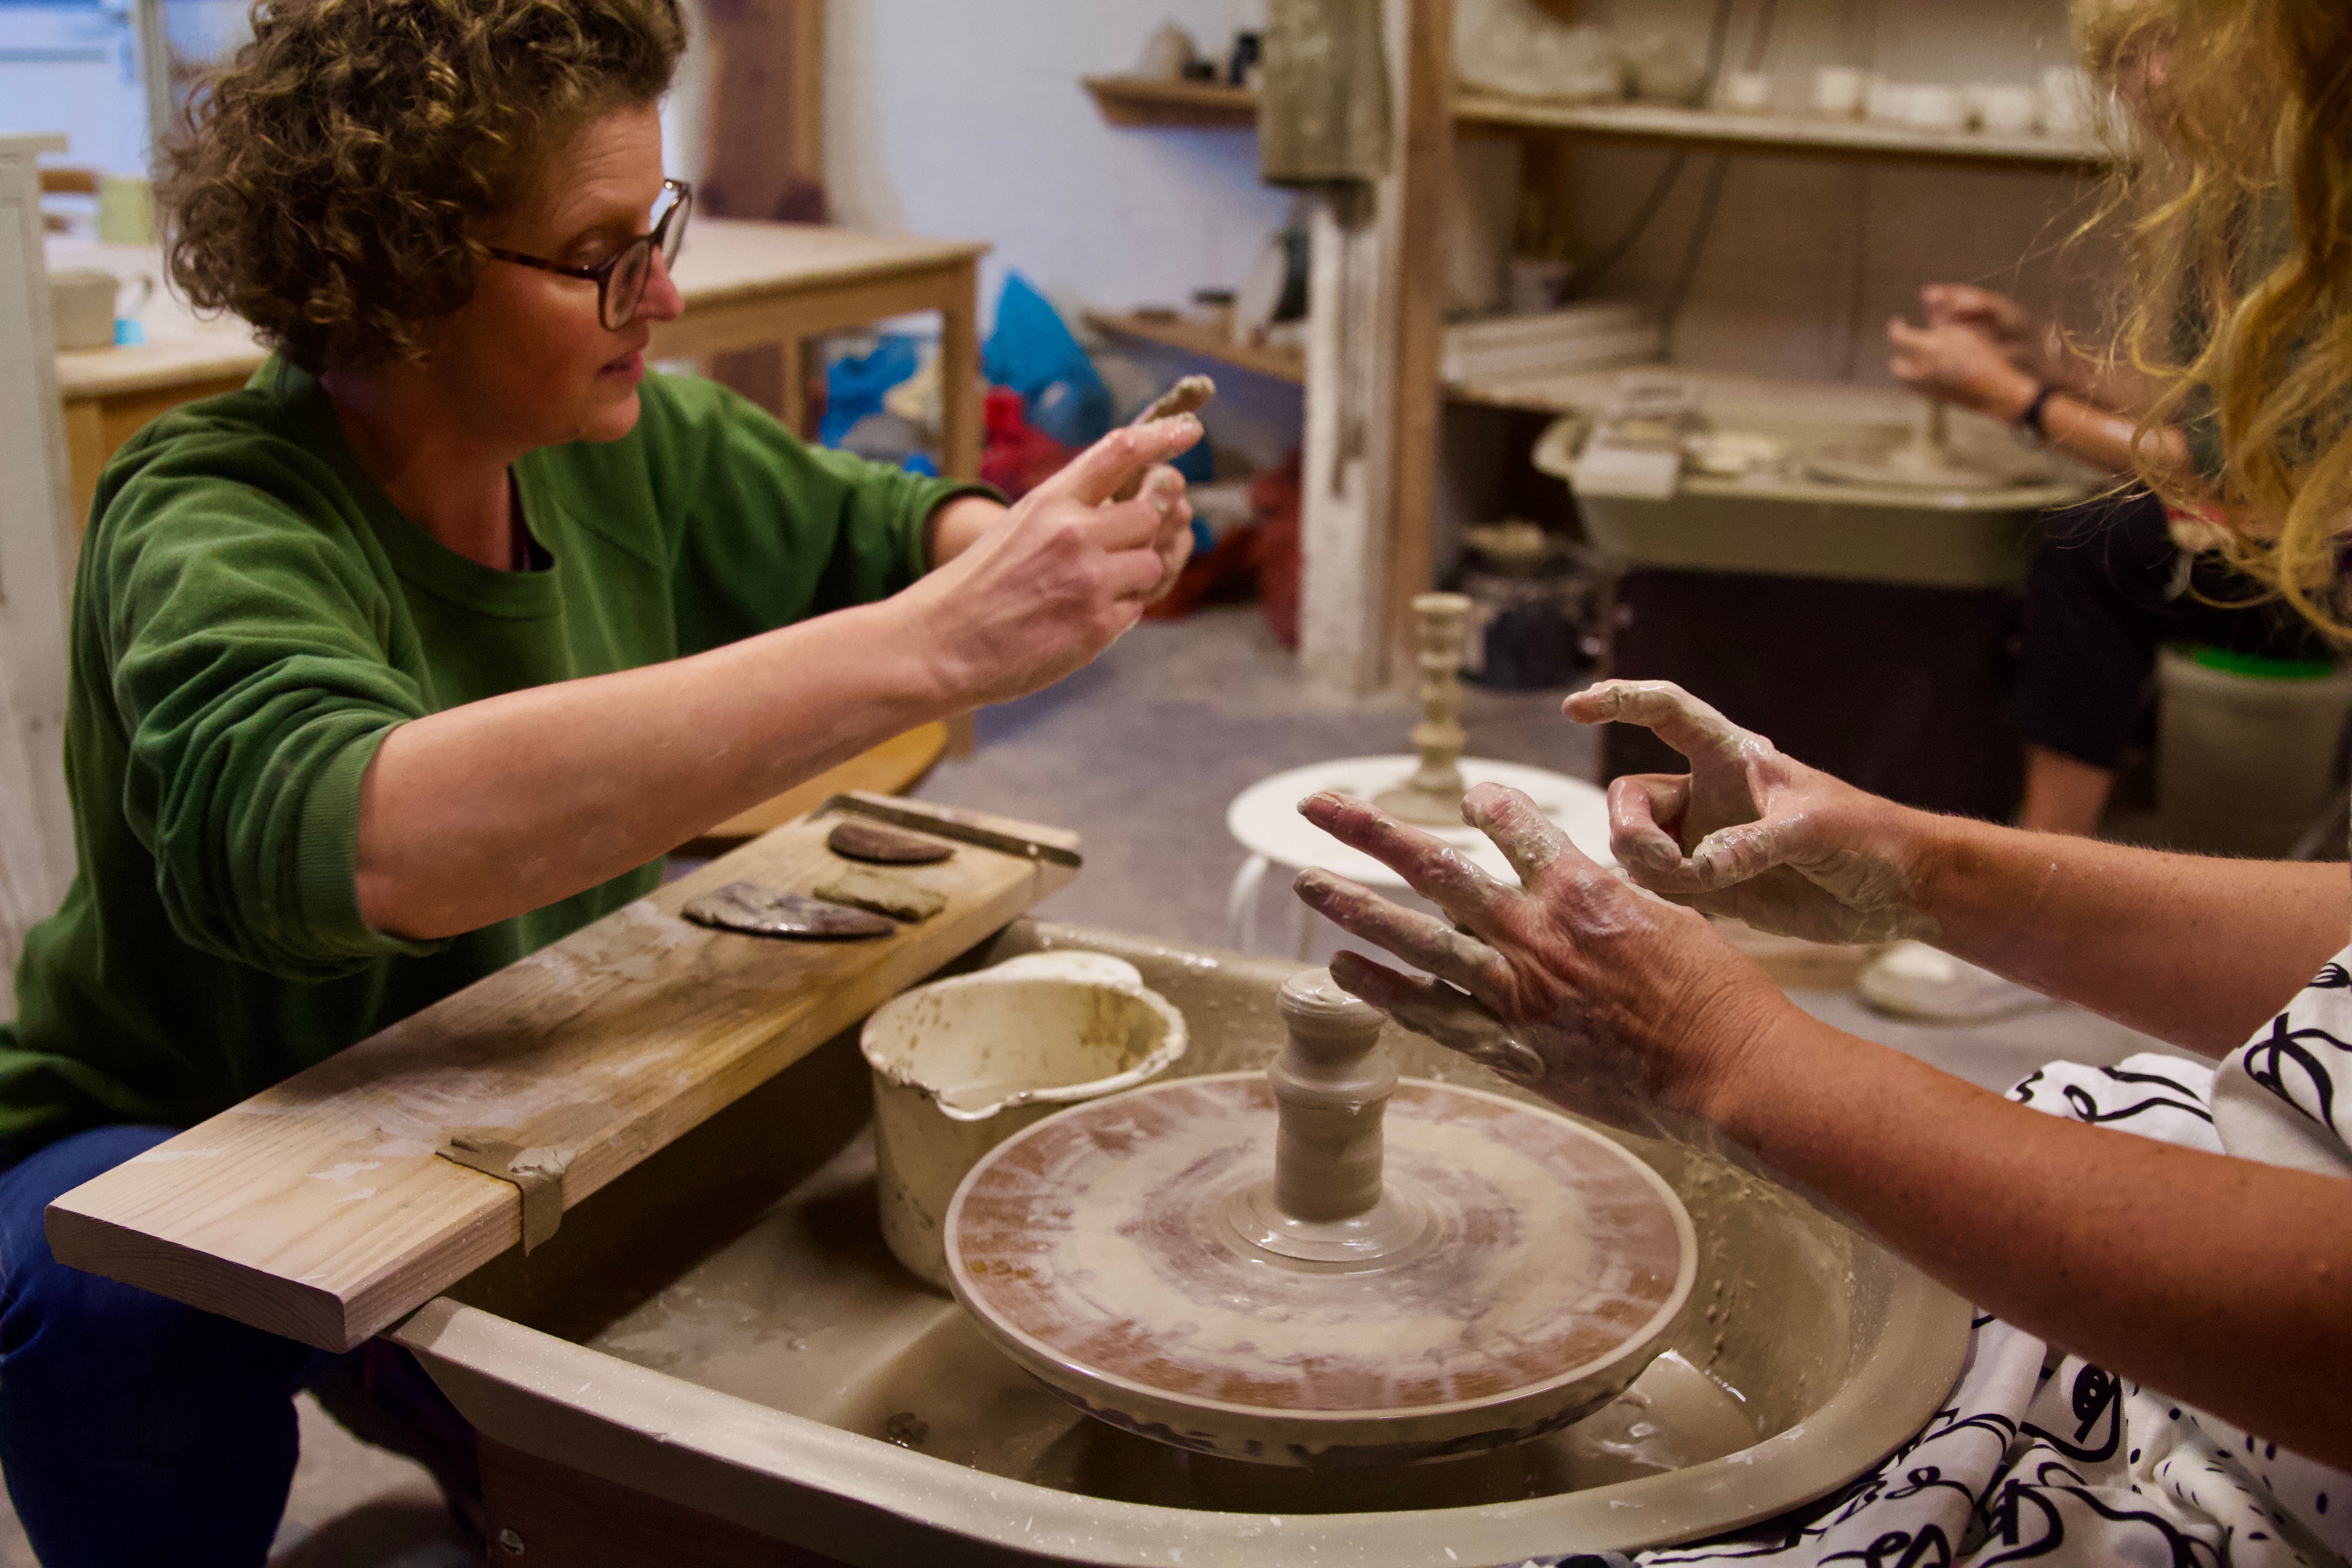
[162,0,685,372]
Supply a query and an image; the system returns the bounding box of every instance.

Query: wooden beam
[47,797,1080,1351]
[1380,0,1455,678]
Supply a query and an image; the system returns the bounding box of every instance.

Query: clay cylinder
[1269,970,1394,1223]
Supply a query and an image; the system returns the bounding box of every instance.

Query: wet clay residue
[813,868,945,923]
[681,881,893,941]
[954,1076,1689,1414]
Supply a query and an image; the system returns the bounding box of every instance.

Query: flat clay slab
[813,867,945,923]
[682,881,894,940]
[828,819,955,866]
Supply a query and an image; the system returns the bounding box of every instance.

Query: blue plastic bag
[982,273,1112,451]
[818,334,922,449]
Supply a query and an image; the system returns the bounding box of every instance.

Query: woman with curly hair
[1299,3,2352,1563]
[0,0,1196,1559]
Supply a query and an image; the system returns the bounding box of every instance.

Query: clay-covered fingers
[1039,415,1204,508]
[1295,791,1515,933]
[1606,773,1697,882]
[1295,869,1514,1000]
[1459,783,1581,892]
[1325,951,1545,1083]
[1564,680,1759,769]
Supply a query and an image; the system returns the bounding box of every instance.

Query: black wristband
[2017,383,2058,441]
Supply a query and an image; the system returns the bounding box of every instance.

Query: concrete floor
[0,603,2185,1564]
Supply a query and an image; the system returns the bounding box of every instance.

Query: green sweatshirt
[0,357,983,1158]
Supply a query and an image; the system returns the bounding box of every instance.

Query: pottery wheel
[946,974,1696,1468]
[1805,437,2013,491]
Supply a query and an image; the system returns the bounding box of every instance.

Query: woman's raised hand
[1566,680,1938,946]
[897,416,1199,707]
[1291,784,1786,1140]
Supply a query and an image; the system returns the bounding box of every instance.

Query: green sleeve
[88,435,447,980]
[649,374,1000,653]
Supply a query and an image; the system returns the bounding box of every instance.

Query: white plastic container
[858,950,1186,1290]
[2157,648,2352,857]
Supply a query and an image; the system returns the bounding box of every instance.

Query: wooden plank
[1380,0,1455,674]
[1083,309,1306,385]
[46,796,1079,1352]
[1080,75,1258,130]
[1452,93,2121,173]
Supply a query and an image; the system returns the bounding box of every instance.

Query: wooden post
[1297,0,1454,697]
[0,134,80,1019]
[1380,0,1454,686]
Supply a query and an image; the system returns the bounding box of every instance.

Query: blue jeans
[0,1124,474,1566]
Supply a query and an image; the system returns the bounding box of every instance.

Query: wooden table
[47,219,989,527]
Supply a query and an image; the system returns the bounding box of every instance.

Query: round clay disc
[946,1073,1696,1467]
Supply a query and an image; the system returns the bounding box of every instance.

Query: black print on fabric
[2020,1367,2122,1462]
[2012,1066,2213,1128]
[2240,1018,2345,1137]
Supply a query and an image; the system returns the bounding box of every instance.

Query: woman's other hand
[1291,784,1788,1140]
[896,415,1201,707]
[1567,680,1939,946]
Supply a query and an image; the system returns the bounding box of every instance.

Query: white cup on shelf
[1902,83,1968,132]
[1974,84,2036,135]
[1721,70,1773,113]
[1813,66,1868,118]
[1865,78,1913,123]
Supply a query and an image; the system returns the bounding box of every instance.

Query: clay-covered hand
[1566,680,1937,946]
[1916,284,2075,390]
[1137,463,1196,603]
[1886,313,2042,421]
[1292,784,1787,1141]
[892,416,1202,707]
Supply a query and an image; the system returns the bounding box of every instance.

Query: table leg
[779,337,808,441]
[938,258,981,482]
[1224,853,1269,953]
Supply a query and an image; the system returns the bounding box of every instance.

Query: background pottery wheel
[946,974,1697,1469]
[1804,397,2012,491]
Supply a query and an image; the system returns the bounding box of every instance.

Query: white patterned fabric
[1516,948,2352,1568]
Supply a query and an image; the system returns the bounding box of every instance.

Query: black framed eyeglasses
[483,179,693,331]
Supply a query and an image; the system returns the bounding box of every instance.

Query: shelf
[1079,75,2120,173]
[1085,310,1306,385]
[1453,93,2123,172]
[1080,76,1257,130]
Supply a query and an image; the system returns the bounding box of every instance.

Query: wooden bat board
[46,794,1079,1351]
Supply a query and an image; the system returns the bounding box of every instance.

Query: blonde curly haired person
[1303,4,2352,1562]
[0,1,1198,1560]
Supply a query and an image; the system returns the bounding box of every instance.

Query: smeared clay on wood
[681,881,893,940]
[813,867,946,923]
[827,819,955,865]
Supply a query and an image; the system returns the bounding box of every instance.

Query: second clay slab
[946,1073,1696,1468]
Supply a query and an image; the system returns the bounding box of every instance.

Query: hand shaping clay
[813,867,946,923]
[827,819,956,865]
[681,881,894,940]
[1111,375,1217,503]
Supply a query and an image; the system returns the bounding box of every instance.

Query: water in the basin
[829,1306,1759,1514]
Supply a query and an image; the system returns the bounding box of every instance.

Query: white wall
[824,0,1294,329]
